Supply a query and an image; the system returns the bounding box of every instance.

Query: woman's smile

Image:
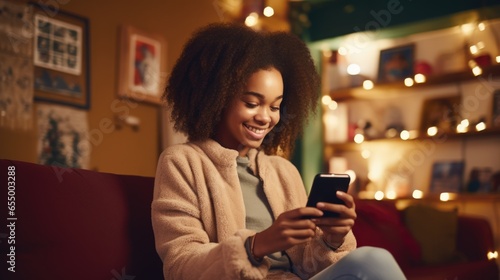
[244,123,268,139]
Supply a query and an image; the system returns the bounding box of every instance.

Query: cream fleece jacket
[151,139,356,280]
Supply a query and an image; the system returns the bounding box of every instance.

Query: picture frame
[377,44,415,83]
[419,95,461,134]
[117,24,167,105]
[429,161,465,193]
[32,3,91,110]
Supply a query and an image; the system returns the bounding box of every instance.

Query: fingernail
[317,202,325,207]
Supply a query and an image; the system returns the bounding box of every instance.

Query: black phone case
[306,173,350,218]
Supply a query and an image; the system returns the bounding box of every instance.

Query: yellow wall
[0,0,221,176]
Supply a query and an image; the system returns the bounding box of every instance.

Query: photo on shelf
[430,161,465,193]
[377,44,415,83]
[419,95,461,134]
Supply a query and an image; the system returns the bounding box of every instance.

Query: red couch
[0,159,498,279]
[354,199,499,280]
[0,159,163,280]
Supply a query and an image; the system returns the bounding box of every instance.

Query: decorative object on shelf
[384,106,405,138]
[419,95,461,134]
[466,167,493,193]
[117,24,167,105]
[32,3,90,110]
[377,44,415,83]
[493,89,500,127]
[0,0,34,130]
[414,60,433,76]
[429,161,465,193]
[357,119,379,139]
[473,53,492,68]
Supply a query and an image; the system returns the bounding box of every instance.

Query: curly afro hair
[164,22,320,155]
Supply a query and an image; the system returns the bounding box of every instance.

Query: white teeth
[245,124,265,134]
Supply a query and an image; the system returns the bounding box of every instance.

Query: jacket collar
[192,139,260,174]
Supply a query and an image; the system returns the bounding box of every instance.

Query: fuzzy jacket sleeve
[151,145,270,280]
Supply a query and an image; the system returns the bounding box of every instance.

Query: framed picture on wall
[32,3,91,109]
[117,24,167,105]
[430,161,465,193]
[377,44,415,83]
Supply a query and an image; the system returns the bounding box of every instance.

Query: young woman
[152,23,406,280]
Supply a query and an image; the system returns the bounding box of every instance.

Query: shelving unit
[317,19,500,199]
[326,64,500,101]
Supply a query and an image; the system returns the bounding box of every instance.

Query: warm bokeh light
[363,80,374,90]
[476,121,486,131]
[321,95,332,105]
[338,47,348,56]
[470,45,479,55]
[457,124,468,133]
[245,12,259,27]
[478,22,486,31]
[412,190,424,199]
[404,78,414,87]
[263,6,274,17]
[347,64,361,75]
[328,100,338,110]
[496,56,500,63]
[488,251,498,260]
[354,133,364,144]
[427,126,438,136]
[414,73,426,83]
[440,192,450,201]
[386,190,397,199]
[456,119,469,133]
[400,130,410,140]
[460,23,475,36]
[472,66,482,76]
[374,191,385,200]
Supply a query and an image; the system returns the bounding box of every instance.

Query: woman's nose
[255,108,271,123]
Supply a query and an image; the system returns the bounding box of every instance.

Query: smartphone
[305,173,351,218]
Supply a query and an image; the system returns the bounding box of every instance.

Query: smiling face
[214,67,283,156]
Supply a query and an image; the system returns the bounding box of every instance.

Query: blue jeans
[309,246,407,280]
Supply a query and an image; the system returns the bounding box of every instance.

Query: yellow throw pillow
[403,204,463,264]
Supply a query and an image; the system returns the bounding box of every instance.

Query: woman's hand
[312,191,356,247]
[252,207,324,258]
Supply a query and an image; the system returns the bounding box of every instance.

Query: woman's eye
[270,106,280,112]
[244,102,258,108]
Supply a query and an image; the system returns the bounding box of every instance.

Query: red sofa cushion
[353,199,422,269]
[0,159,163,280]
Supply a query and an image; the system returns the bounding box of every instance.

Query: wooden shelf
[328,64,500,101]
[356,194,500,204]
[325,127,500,149]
